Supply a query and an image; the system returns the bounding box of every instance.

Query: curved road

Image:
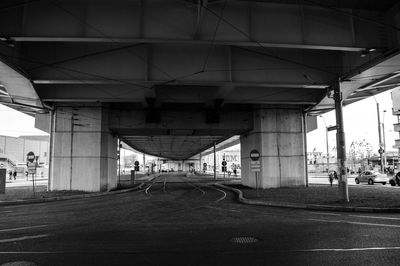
[1,173,400,265]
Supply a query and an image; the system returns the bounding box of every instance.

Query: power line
[0,0,42,12]
[195,2,338,76]
[27,43,145,72]
[202,0,228,72]
[301,0,400,32]
[47,0,177,81]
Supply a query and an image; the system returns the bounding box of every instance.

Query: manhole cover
[230,236,260,244]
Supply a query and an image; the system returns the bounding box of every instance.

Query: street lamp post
[319,116,330,172]
[374,99,384,172]
[383,110,387,168]
[334,82,349,202]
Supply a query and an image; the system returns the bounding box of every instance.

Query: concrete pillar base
[241,106,306,189]
[50,105,117,192]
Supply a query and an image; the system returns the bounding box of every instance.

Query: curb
[214,183,400,213]
[0,176,160,207]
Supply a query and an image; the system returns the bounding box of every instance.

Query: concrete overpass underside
[0,0,400,191]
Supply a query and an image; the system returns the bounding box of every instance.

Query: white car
[355,171,389,185]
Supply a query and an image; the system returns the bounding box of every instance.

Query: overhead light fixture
[360,50,369,57]
[360,48,377,57]
[0,37,15,48]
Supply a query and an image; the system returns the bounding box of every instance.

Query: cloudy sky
[0,104,47,137]
[307,90,398,153]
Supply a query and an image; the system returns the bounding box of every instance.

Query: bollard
[0,169,5,194]
[130,170,136,185]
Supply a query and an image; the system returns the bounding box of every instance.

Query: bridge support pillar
[240,106,306,189]
[50,105,117,192]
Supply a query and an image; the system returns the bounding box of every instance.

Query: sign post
[250,150,261,197]
[222,160,227,178]
[26,151,36,196]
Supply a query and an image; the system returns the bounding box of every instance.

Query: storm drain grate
[230,236,260,244]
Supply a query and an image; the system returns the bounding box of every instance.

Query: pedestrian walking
[328,172,333,186]
[12,170,17,180]
[8,170,12,180]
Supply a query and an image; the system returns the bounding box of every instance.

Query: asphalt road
[1,173,400,265]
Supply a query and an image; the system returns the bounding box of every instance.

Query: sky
[0,89,397,154]
[0,104,48,137]
[307,90,398,154]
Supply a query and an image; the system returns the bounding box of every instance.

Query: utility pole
[143,153,146,172]
[48,108,55,191]
[375,100,384,172]
[199,153,202,172]
[118,138,121,186]
[383,110,387,168]
[213,142,216,180]
[319,116,330,172]
[334,81,349,202]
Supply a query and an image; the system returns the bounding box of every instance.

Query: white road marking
[0,251,62,254]
[296,246,400,252]
[0,234,50,243]
[349,214,400,221]
[0,224,48,232]
[2,246,400,254]
[0,211,12,214]
[308,212,340,216]
[308,218,400,228]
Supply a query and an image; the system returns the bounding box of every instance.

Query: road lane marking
[3,246,400,254]
[0,251,62,254]
[296,246,400,252]
[349,214,400,220]
[0,225,48,232]
[308,218,400,228]
[0,234,50,243]
[0,211,12,214]
[308,212,340,216]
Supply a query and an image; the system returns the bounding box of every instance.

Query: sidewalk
[6,178,48,188]
[0,174,158,205]
[217,183,400,212]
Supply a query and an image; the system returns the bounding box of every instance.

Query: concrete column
[50,105,117,192]
[240,106,306,188]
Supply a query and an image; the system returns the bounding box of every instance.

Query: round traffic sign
[222,160,227,166]
[27,151,35,163]
[203,163,207,167]
[134,161,139,166]
[250,149,260,161]
[378,148,384,154]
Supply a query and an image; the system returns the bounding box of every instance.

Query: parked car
[354,171,389,185]
[389,172,400,186]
